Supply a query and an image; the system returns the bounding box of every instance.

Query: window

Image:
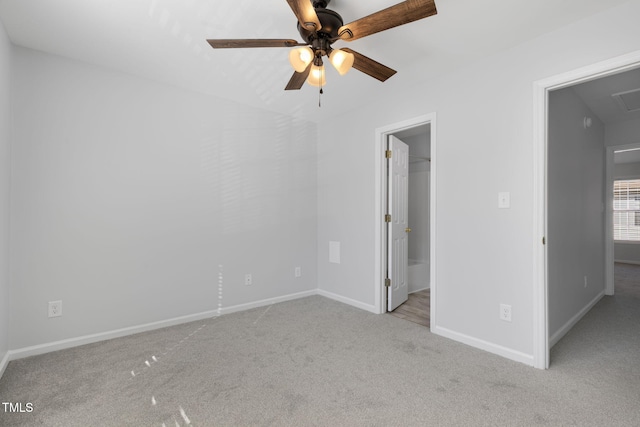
[613,179,640,241]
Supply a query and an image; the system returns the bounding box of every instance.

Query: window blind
[613,179,640,241]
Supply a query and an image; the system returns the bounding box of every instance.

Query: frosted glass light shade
[329,49,355,75]
[306,64,326,87]
[289,47,314,73]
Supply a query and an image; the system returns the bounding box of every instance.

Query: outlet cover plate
[48,300,62,318]
[500,304,512,322]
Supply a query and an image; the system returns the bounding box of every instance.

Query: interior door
[387,135,409,311]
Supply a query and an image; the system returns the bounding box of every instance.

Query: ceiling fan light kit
[206,0,437,98]
[329,49,355,76]
[307,64,327,87]
[289,46,314,72]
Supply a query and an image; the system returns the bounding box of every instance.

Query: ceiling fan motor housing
[297,5,344,51]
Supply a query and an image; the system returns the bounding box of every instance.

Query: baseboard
[7,290,318,362]
[614,259,640,266]
[409,286,430,294]
[316,289,378,314]
[549,290,605,348]
[217,290,318,316]
[0,350,9,380]
[432,325,534,367]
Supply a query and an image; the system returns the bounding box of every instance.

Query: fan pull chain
[318,70,323,108]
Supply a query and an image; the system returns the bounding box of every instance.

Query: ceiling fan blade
[286,0,322,32]
[207,39,305,49]
[285,63,312,90]
[338,0,437,41]
[341,48,397,82]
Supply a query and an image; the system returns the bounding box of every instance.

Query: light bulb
[329,49,355,75]
[306,64,326,87]
[289,47,314,73]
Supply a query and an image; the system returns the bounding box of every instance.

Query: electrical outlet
[48,300,62,318]
[295,267,301,277]
[499,304,512,322]
[244,273,252,286]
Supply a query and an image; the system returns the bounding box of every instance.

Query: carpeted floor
[1,265,639,426]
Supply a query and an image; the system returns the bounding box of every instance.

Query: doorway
[374,114,437,331]
[533,50,640,369]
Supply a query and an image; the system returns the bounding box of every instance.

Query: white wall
[404,132,430,264]
[547,87,605,342]
[404,132,430,292]
[408,167,429,262]
[0,19,12,372]
[317,1,640,362]
[10,48,318,350]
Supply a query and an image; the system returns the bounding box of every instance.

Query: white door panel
[387,135,409,311]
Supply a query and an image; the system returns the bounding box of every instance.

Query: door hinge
[385,278,391,288]
[385,214,391,223]
[542,236,546,245]
[385,150,392,159]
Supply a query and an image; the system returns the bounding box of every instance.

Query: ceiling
[0,0,633,122]
[572,67,640,126]
[567,67,640,165]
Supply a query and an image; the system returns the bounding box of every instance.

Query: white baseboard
[614,259,640,266]
[316,289,378,314]
[0,350,9,379]
[549,290,605,348]
[7,290,318,363]
[409,286,430,294]
[432,325,534,367]
[217,290,317,316]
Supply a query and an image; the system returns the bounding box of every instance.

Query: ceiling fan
[206,0,437,91]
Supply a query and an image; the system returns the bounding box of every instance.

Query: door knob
[405,227,412,233]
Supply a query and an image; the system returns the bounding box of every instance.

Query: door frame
[374,113,437,328]
[533,50,640,369]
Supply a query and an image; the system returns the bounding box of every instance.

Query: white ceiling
[0,0,633,122]
[567,66,640,165]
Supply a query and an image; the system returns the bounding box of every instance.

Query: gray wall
[547,87,605,342]
[614,242,640,265]
[9,47,318,350]
[614,161,640,178]
[0,19,11,370]
[606,118,640,148]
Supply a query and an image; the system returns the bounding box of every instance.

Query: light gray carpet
[1,268,639,426]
